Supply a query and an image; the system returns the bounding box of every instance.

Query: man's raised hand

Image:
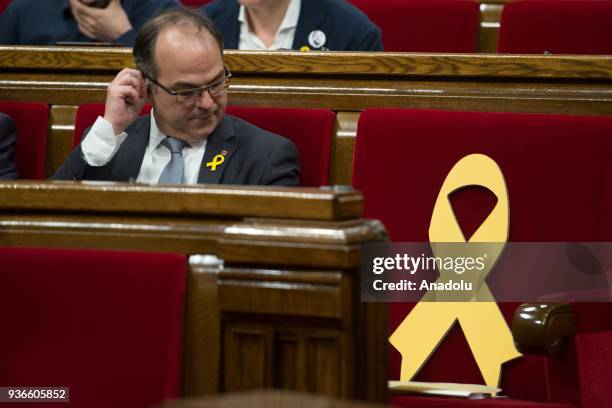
[104,68,147,136]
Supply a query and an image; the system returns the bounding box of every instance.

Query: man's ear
[143,79,153,103]
[145,84,151,103]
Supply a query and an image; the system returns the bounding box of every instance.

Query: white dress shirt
[238,0,301,50]
[80,112,207,184]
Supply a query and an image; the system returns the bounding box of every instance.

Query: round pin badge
[308,30,327,49]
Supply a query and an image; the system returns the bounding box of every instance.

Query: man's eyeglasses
[144,66,231,104]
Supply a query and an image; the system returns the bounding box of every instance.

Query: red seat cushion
[0,101,49,179]
[348,0,479,52]
[0,247,186,408]
[498,0,612,55]
[574,329,612,408]
[225,106,335,187]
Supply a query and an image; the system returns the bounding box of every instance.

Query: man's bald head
[133,8,224,80]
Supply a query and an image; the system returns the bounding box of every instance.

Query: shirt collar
[238,0,301,33]
[148,109,167,153]
[279,0,300,31]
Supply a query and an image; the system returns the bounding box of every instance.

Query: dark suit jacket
[203,0,383,51]
[0,113,18,179]
[52,114,300,186]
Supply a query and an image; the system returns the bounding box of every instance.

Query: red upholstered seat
[225,106,334,186]
[498,0,612,55]
[348,0,479,52]
[0,101,49,179]
[353,109,612,407]
[0,247,186,408]
[74,104,335,186]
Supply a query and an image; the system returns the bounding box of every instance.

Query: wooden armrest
[511,303,574,355]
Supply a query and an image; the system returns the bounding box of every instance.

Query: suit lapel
[198,116,237,184]
[224,2,241,50]
[109,115,150,181]
[292,0,327,50]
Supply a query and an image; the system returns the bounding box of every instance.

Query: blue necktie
[158,137,186,184]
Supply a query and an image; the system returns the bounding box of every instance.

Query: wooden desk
[0,181,387,401]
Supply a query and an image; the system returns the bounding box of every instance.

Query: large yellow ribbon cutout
[389,154,521,389]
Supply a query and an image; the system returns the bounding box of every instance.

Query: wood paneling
[331,112,359,186]
[219,269,343,319]
[223,324,344,397]
[3,47,608,78]
[275,333,302,391]
[224,325,271,391]
[184,258,223,396]
[0,181,363,221]
[305,334,341,395]
[47,105,77,177]
[478,2,504,53]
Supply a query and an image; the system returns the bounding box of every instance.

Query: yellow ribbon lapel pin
[206,151,227,172]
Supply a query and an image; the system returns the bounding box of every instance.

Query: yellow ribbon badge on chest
[389,153,521,389]
[206,153,226,172]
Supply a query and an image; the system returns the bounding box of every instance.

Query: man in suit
[53,8,299,186]
[203,0,382,51]
[0,0,180,46]
[0,113,18,179]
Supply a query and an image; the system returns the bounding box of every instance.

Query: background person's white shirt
[238,0,301,50]
[80,112,207,184]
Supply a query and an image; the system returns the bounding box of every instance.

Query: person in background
[0,113,18,179]
[203,0,383,51]
[0,0,181,46]
[52,8,299,186]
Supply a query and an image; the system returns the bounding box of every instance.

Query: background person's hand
[70,0,132,42]
[104,68,147,135]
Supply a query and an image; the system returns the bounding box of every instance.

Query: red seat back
[0,101,49,179]
[498,0,612,55]
[0,247,186,408]
[74,104,335,187]
[353,108,612,405]
[225,106,335,186]
[73,103,152,148]
[348,0,479,52]
[354,109,612,243]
